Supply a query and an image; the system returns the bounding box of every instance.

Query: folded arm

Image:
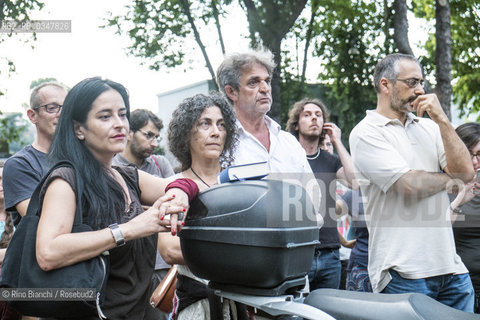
[413,94,473,182]
[393,170,451,198]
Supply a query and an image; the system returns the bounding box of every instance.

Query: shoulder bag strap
[26,160,84,225]
[151,155,162,174]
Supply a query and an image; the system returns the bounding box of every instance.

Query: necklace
[306,148,321,160]
[190,167,212,187]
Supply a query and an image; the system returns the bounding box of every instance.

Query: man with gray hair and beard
[350,53,474,311]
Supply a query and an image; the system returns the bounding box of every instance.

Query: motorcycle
[180,179,480,320]
[214,284,479,319]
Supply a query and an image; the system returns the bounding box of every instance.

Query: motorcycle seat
[304,289,480,320]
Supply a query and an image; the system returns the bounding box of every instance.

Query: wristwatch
[449,204,462,214]
[108,223,126,247]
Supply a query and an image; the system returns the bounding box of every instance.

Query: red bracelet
[165,178,199,202]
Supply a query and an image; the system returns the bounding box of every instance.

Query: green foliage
[153,145,166,155]
[30,77,58,89]
[0,0,45,97]
[454,73,480,120]
[107,0,479,136]
[0,0,44,26]
[413,0,480,117]
[0,112,30,155]
[104,0,228,71]
[304,0,384,137]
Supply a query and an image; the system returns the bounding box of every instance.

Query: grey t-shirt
[3,145,50,226]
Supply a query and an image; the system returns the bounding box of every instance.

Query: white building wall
[156,80,213,170]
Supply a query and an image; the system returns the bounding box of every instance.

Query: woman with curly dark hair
[168,92,237,173]
[158,92,243,320]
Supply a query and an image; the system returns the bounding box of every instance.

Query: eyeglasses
[390,78,425,88]
[137,129,161,143]
[34,103,62,114]
[470,152,480,161]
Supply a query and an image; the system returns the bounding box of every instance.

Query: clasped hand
[131,190,189,238]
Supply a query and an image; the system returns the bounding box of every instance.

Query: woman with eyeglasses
[449,122,480,313]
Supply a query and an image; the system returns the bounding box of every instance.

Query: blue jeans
[346,264,372,292]
[308,248,341,291]
[382,269,475,312]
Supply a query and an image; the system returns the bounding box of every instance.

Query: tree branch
[277,0,308,40]
[435,0,452,119]
[178,0,218,88]
[392,0,433,94]
[211,0,226,54]
[301,0,319,85]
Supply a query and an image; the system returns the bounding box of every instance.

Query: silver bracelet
[108,223,126,247]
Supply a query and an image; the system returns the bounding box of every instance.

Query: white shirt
[233,116,322,226]
[350,110,467,293]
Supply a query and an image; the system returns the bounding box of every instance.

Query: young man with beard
[3,82,67,227]
[349,53,474,311]
[286,98,355,290]
[112,108,174,320]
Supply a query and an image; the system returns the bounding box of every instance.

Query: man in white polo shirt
[350,53,474,311]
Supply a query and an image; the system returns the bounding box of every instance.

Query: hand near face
[323,122,342,144]
[411,93,449,124]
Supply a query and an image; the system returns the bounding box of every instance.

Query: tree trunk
[301,1,319,86]
[211,0,226,55]
[269,39,283,122]
[383,0,392,54]
[179,0,219,89]
[392,0,433,94]
[0,0,5,21]
[435,0,452,120]
[241,0,307,123]
[393,0,413,55]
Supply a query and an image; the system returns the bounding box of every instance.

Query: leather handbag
[150,265,178,313]
[0,161,109,318]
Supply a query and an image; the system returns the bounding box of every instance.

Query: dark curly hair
[168,92,237,171]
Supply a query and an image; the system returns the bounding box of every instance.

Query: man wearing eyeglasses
[3,82,67,227]
[350,53,475,311]
[112,109,174,177]
[112,108,174,320]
